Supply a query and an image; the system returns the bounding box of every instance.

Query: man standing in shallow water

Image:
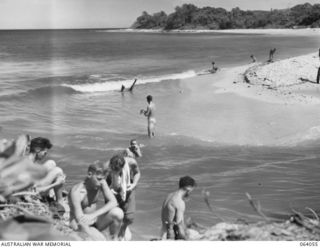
[160,176,196,240]
[140,95,156,138]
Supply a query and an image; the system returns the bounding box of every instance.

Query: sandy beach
[212,53,320,105]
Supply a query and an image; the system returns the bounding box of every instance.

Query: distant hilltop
[131,3,320,30]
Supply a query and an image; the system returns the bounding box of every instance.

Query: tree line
[131,3,320,30]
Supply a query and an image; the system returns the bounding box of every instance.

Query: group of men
[1,92,197,240]
[19,135,196,240]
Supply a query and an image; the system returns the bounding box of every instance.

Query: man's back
[161,191,184,225]
[160,191,186,240]
[147,102,155,119]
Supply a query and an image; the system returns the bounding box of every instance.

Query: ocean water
[1,30,320,240]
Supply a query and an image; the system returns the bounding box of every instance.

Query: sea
[0,29,320,240]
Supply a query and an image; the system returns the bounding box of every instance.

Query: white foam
[62,70,197,93]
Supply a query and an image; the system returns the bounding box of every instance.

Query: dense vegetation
[131,3,320,30]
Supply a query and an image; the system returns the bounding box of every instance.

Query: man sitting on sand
[28,137,65,205]
[123,139,142,159]
[69,161,123,240]
[140,95,156,138]
[160,176,196,240]
[105,154,141,240]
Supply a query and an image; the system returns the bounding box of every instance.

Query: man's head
[179,176,196,198]
[146,95,153,103]
[30,137,52,160]
[87,161,105,188]
[109,154,126,173]
[128,139,141,157]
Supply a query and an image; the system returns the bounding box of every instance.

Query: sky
[0,0,319,29]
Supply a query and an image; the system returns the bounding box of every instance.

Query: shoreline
[99,28,320,36]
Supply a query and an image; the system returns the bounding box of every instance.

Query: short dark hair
[146,95,153,102]
[109,154,125,172]
[30,137,52,153]
[130,139,137,145]
[179,176,196,189]
[88,160,104,173]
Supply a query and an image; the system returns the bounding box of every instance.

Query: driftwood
[202,189,226,222]
[245,192,269,221]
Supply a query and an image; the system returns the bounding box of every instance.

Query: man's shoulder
[71,182,86,195]
[125,156,137,165]
[124,148,135,158]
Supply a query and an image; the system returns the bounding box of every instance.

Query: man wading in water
[140,95,156,138]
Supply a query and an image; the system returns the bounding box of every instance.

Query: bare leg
[160,223,167,240]
[150,122,155,137]
[118,218,132,240]
[148,120,155,138]
[147,121,151,138]
[35,167,65,202]
[79,225,107,241]
[95,207,124,240]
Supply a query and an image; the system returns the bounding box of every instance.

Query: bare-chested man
[140,95,156,138]
[68,161,124,240]
[28,137,65,205]
[123,139,142,159]
[160,176,196,240]
[105,154,141,240]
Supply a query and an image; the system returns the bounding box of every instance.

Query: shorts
[114,190,136,224]
[148,118,156,125]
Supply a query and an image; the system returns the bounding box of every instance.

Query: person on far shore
[160,176,196,240]
[210,61,219,73]
[123,139,142,159]
[250,54,257,63]
[68,161,123,240]
[268,48,276,62]
[28,137,66,205]
[140,95,156,138]
[105,154,141,240]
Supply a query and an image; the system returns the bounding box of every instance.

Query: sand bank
[214,53,320,105]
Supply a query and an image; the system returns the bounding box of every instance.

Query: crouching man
[69,161,124,240]
[160,176,196,240]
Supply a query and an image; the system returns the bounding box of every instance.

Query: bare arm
[126,157,141,190]
[69,184,85,221]
[92,180,117,218]
[144,105,151,117]
[175,201,187,240]
[134,146,142,158]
